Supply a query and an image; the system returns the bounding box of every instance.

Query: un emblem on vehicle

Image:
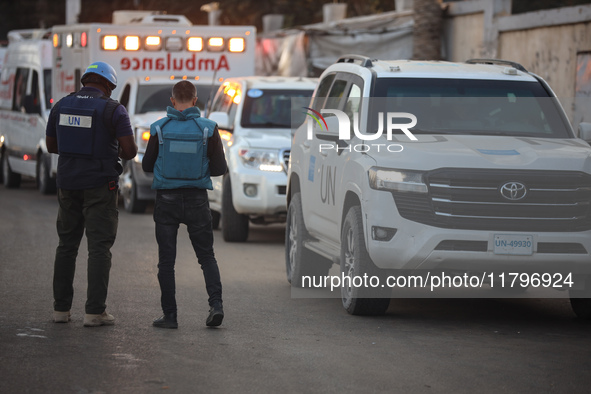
[500,182,527,201]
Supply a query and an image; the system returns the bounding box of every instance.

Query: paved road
[1,181,590,393]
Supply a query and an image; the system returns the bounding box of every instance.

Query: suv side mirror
[579,122,591,143]
[208,111,231,130]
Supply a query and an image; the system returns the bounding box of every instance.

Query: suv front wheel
[221,175,249,242]
[37,153,56,195]
[569,276,591,319]
[120,161,147,214]
[340,205,391,315]
[2,151,21,189]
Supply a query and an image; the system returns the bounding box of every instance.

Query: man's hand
[117,135,138,160]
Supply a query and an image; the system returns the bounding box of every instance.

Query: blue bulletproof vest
[152,115,215,190]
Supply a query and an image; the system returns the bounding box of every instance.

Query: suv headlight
[136,127,151,153]
[368,167,428,193]
[238,148,283,172]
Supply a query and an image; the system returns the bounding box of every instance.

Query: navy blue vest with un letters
[56,90,118,159]
[152,116,215,190]
[54,90,121,189]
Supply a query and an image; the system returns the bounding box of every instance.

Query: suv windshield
[241,89,314,129]
[369,78,572,138]
[137,84,218,114]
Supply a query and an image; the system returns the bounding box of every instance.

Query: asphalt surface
[1,180,591,394]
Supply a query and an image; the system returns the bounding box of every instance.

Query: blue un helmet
[81,61,117,89]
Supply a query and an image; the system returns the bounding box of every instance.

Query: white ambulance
[51,11,256,212]
[0,29,56,194]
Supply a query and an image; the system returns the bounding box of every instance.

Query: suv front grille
[394,169,591,232]
[282,149,291,172]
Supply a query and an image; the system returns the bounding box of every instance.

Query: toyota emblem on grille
[500,182,527,201]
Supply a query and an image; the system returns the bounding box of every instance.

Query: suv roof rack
[337,54,373,68]
[466,58,528,73]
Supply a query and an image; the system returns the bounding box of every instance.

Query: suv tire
[285,192,332,287]
[221,175,249,242]
[569,276,591,319]
[121,161,147,214]
[340,205,391,316]
[37,153,56,194]
[2,151,21,189]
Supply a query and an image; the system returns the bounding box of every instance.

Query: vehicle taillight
[52,33,61,48]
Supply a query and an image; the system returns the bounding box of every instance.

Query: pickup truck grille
[394,169,591,232]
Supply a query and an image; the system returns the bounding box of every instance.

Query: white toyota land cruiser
[208,76,316,242]
[286,55,591,318]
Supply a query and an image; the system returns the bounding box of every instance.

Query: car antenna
[205,62,221,116]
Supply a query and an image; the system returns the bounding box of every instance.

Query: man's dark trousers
[53,184,118,314]
[154,188,222,315]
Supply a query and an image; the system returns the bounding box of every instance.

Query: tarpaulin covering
[256,11,414,77]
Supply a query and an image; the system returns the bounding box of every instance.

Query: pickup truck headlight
[238,148,283,172]
[368,167,428,193]
[136,127,151,153]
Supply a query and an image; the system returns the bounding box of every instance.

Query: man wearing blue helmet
[46,61,138,327]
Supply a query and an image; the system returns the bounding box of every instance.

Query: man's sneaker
[153,313,178,329]
[206,303,224,327]
[53,310,71,323]
[83,311,115,327]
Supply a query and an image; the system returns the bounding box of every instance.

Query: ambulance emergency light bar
[102,35,245,52]
[52,32,246,53]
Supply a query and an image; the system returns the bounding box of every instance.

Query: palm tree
[412,0,443,60]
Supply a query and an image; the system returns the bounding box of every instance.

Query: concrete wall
[498,23,591,98]
[444,0,591,126]
[443,12,484,61]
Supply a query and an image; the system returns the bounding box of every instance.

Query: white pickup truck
[208,76,317,242]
